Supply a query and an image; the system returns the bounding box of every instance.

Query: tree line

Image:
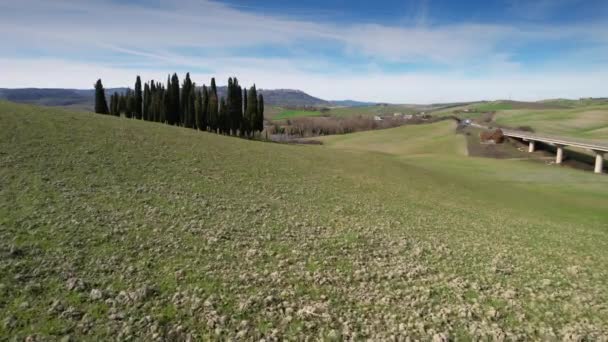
[94,73,264,136]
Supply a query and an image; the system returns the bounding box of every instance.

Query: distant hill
[0,87,331,111]
[329,100,377,107]
[539,98,608,108]
[214,87,329,107]
[0,88,128,111]
[259,89,330,107]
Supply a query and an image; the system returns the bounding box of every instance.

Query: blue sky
[1,0,607,103]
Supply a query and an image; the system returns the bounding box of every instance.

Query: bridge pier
[503,129,607,174]
[555,145,564,164]
[594,151,604,174]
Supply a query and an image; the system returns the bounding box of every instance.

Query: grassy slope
[316,121,466,157]
[2,101,608,340]
[432,100,608,144]
[494,104,608,142]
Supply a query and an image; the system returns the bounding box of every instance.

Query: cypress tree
[109,93,115,116]
[110,92,120,116]
[242,88,248,134]
[181,73,193,127]
[166,75,173,124]
[143,83,150,121]
[158,82,165,123]
[134,76,143,119]
[257,93,265,132]
[243,88,248,116]
[151,85,158,123]
[148,80,156,121]
[94,79,109,114]
[163,75,171,119]
[226,77,233,134]
[194,90,203,130]
[202,85,209,130]
[188,83,196,129]
[168,73,180,125]
[163,84,171,124]
[227,77,243,135]
[219,97,228,134]
[126,90,136,119]
[207,78,218,132]
[245,85,258,136]
[235,80,243,135]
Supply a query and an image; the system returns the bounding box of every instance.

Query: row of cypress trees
[94,74,264,136]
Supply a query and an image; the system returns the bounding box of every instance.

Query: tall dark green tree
[134,76,143,119]
[94,79,109,114]
[243,88,248,116]
[201,85,209,130]
[163,83,171,124]
[256,93,265,132]
[143,83,150,121]
[111,92,121,116]
[242,88,248,134]
[194,90,203,130]
[227,77,243,135]
[181,73,195,128]
[207,78,219,132]
[245,85,258,136]
[167,73,180,125]
[150,82,160,122]
[219,97,228,134]
[226,77,234,133]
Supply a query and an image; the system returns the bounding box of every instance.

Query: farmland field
[271,105,418,120]
[432,100,608,144]
[272,109,328,120]
[2,101,608,340]
[494,104,608,142]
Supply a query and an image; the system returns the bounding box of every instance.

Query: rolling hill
[0,88,129,111]
[1,101,608,340]
[0,87,332,111]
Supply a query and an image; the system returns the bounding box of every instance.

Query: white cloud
[0,0,607,102]
[2,57,607,104]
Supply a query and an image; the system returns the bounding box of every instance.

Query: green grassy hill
[495,104,608,142]
[431,100,608,144]
[271,104,418,120]
[2,101,608,340]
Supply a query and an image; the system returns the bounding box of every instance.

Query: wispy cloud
[0,0,607,102]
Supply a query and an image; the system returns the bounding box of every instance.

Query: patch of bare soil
[460,127,529,159]
[479,129,505,144]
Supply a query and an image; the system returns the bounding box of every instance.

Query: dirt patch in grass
[461,127,531,159]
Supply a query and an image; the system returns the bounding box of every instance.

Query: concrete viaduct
[502,129,607,174]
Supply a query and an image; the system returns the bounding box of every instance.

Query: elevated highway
[501,129,607,174]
